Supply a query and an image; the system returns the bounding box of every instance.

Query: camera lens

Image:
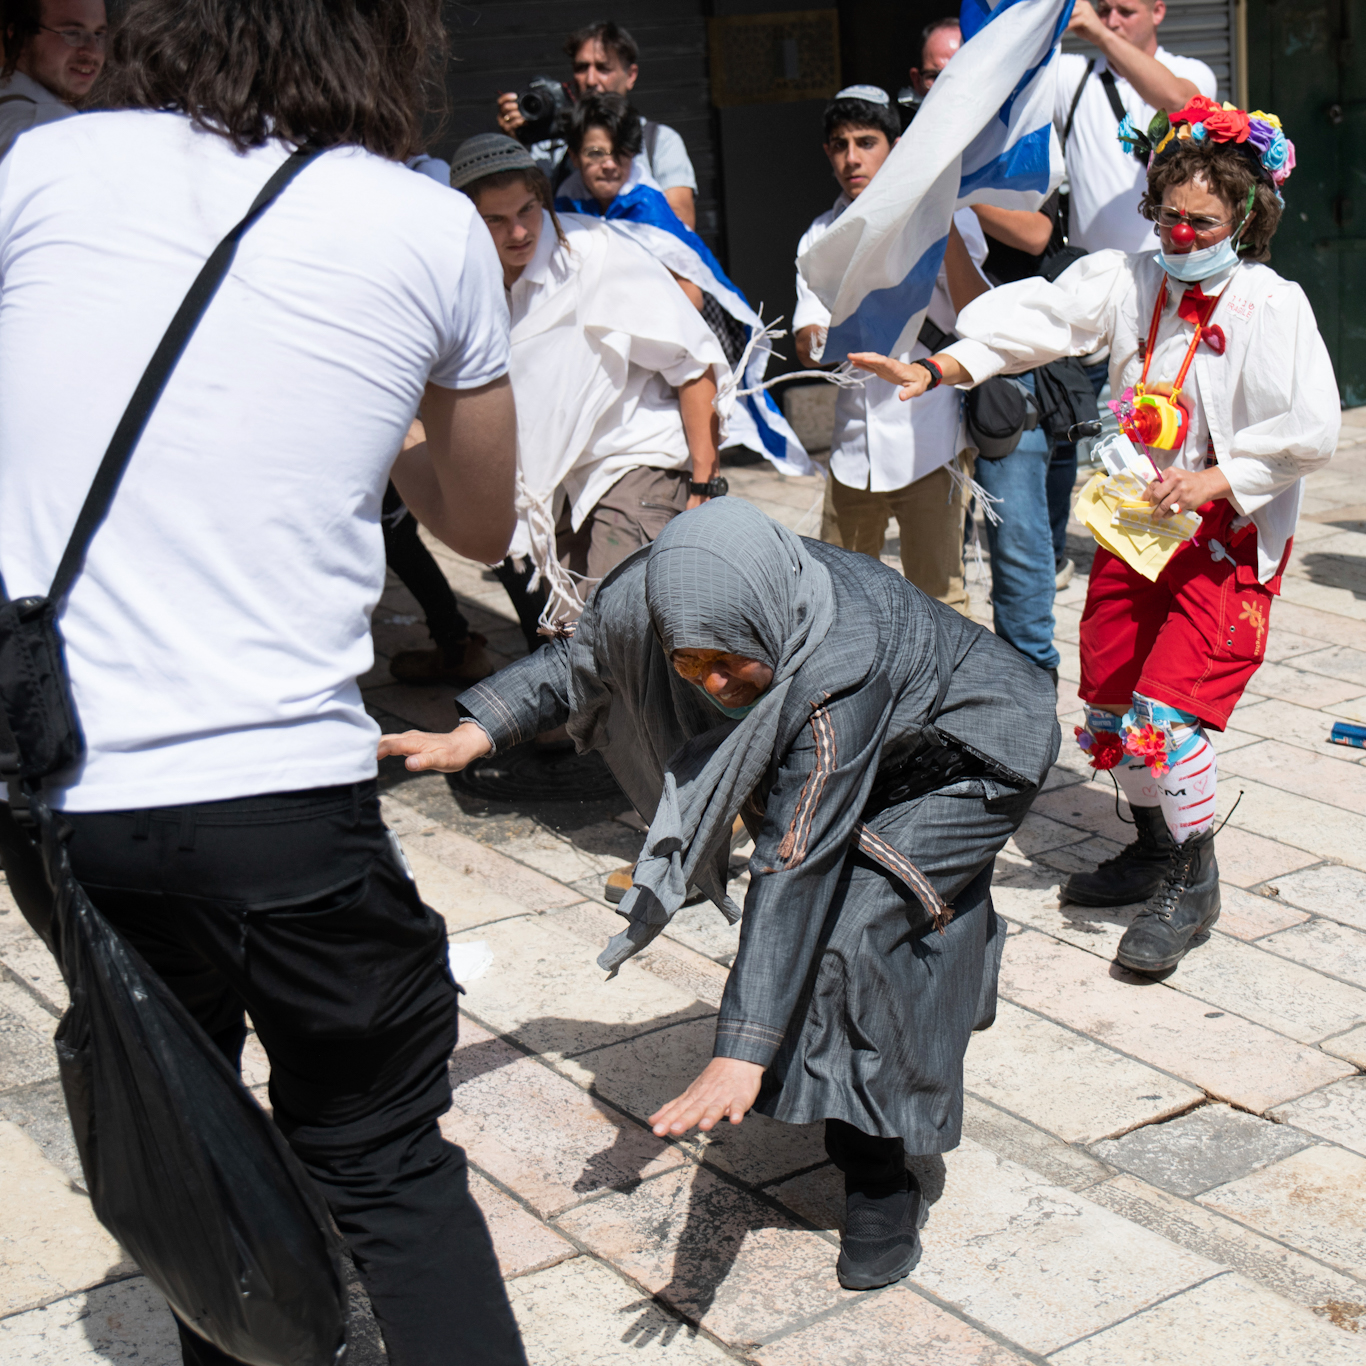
[518,90,549,122]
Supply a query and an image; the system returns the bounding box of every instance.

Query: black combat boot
[1062,804,1175,906]
[1115,827,1220,974]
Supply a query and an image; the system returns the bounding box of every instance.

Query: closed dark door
[1249,0,1364,404]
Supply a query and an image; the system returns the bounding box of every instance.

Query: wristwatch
[689,476,729,498]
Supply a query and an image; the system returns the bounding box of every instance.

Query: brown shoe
[604,866,634,904]
[389,634,493,685]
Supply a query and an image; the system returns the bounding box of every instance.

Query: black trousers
[825,1118,906,1196]
[382,483,471,656]
[0,785,525,1366]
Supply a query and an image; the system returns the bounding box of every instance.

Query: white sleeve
[428,212,511,390]
[792,224,831,332]
[1220,285,1340,516]
[1175,56,1219,101]
[645,123,697,193]
[942,248,1131,382]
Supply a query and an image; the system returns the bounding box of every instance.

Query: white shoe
[1055,557,1075,590]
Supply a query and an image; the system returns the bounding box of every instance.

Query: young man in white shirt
[452,133,724,630]
[1055,0,1217,253]
[794,86,989,614]
[0,3,526,1362]
[494,18,698,229]
[0,0,104,159]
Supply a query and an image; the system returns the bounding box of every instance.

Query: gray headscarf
[565,500,836,973]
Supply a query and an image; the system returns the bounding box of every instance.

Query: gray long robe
[458,536,1059,1147]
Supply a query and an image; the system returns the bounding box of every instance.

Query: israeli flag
[558,168,817,477]
[800,0,1072,364]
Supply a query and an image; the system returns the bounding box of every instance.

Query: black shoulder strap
[1062,58,1096,148]
[643,119,660,173]
[918,316,955,353]
[1097,68,1129,125]
[43,146,322,607]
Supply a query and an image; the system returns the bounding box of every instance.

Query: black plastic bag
[35,802,347,1366]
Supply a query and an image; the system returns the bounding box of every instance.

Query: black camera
[516,77,574,144]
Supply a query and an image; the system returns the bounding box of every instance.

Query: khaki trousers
[556,465,690,582]
[822,452,975,615]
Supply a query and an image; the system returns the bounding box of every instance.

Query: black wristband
[911,357,943,390]
[688,476,729,498]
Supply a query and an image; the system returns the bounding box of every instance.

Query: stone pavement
[3,410,1366,1364]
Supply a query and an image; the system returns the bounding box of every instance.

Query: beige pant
[556,464,690,581]
[822,453,975,615]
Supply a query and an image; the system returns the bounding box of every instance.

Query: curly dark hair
[1141,139,1283,263]
[1,0,42,77]
[459,166,568,249]
[92,0,447,160]
[564,91,642,158]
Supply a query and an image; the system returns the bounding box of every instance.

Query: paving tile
[999,931,1354,1113]
[556,1014,828,1187]
[753,1282,1033,1365]
[548,901,730,1010]
[1261,630,1336,664]
[1235,662,1366,709]
[1210,725,1262,753]
[660,900,741,967]
[467,1171,578,1278]
[1322,1024,1366,1069]
[1198,1145,1366,1280]
[1271,1078,1366,1159]
[1089,1104,1314,1197]
[1031,781,1139,845]
[393,809,586,912]
[1216,777,1366,875]
[1264,919,1366,990]
[0,1277,180,1365]
[1215,884,1311,940]
[1203,823,1320,888]
[368,680,465,733]
[1324,694,1366,726]
[1268,863,1366,931]
[457,913,713,1061]
[553,1163,851,1351]
[1221,740,1366,817]
[901,1139,1220,1355]
[0,974,59,1093]
[506,1255,735,1364]
[498,830,628,884]
[1293,645,1366,689]
[1232,697,1366,763]
[1048,1272,1366,1365]
[1002,811,1093,860]
[0,1121,133,1315]
[1088,1173,1366,1329]
[964,1001,1201,1145]
[397,842,537,935]
[961,1095,1113,1192]
[444,1019,684,1217]
[1033,834,1125,876]
[0,887,66,1016]
[0,1079,82,1187]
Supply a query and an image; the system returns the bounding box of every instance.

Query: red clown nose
[1170,220,1197,249]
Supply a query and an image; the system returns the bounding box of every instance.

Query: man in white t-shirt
[1055,0,1217,253]
[0,0,105,159]
[0,3,527,1363]
[494,17,698,229]
[795,86,989,615]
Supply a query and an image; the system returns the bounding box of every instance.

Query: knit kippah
[832,84,890,106]
[448,133,539,189]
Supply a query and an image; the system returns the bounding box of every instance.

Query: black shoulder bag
[0,147,321,822]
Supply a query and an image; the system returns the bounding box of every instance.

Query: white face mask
[1157,234,1242,283]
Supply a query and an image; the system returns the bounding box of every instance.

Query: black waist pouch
[0,594,83,786]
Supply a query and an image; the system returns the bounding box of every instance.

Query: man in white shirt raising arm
[1056,0,1216,253]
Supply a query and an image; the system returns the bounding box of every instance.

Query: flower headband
[1118,97,1295,191]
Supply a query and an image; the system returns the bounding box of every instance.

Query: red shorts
[1078,499,1288,731]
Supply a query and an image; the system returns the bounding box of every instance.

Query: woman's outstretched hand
[377,721,493,773]
[649,1057,764,1137]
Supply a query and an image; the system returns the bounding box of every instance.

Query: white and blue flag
[558,166,817,477]
[800,0,1073,364]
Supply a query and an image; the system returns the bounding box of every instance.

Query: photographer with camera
[495,18,698,229]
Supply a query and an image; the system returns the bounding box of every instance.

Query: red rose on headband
[1200,105,1251,142]
[1171,95,1221,126]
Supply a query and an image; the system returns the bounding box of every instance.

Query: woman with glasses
[850,100,1338,979]
[381,497,1060,1292]
[0,0,106,159]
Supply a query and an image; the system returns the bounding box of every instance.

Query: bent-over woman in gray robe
[380,498,1059,1290]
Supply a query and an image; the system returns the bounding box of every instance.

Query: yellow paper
[1075,472,1190,582]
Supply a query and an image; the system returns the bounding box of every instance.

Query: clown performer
[846,98,1339,975]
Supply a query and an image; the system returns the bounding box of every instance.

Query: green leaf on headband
[1147,110,1170,144]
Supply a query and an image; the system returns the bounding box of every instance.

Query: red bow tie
[1177,285,1226,354]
